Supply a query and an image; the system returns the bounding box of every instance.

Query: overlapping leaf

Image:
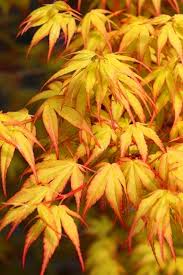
[0,109,44,196]
[47,50,153,121]
[3,1,183,274]
[27,81,64,106]
[152,15,183,64]
[0,175,85,274]
[121,158,158,205]
[30,86,93,158]
[170,118,183,140]
[80,9,114,48]
[120,123,164,161]
[64,30,109,53]
[119,16,154,61]
[18,203,83,275]
[129,189,183,260]
[156,144,183,192]
[18,1,80,59]
[22,158,85,206]
[84,123,116,165]
[84,162,126,224]
[144,60,183,124]
[0,185,49,236]
[34,96,64,158]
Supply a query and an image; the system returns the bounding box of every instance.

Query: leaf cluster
[1,1,183,274]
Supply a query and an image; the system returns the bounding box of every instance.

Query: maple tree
[2,0,183,274]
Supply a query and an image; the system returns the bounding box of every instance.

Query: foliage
[2,0,183,274]
[86,216,125,275]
